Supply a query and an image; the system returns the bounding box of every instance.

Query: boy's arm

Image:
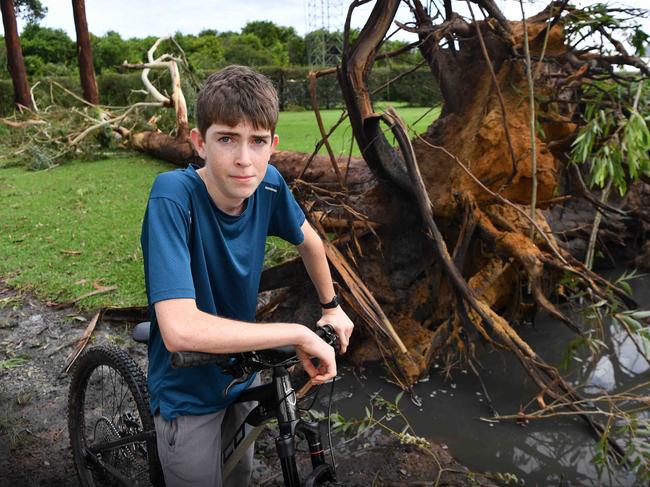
[296,220,354,353]
[155,299,336,384]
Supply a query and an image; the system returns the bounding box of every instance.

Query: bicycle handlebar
[170,349,231,369]
[170,324,339,373]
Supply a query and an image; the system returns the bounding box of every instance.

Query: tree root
[387,106,625,459]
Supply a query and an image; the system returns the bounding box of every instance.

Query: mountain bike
[67,321,340,486]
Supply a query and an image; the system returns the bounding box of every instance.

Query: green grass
[0,357,28,370]
[276,103,439,155]
[1,105,440,309]
[0,155,168,309]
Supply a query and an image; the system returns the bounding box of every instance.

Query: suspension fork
[295,420,327,470]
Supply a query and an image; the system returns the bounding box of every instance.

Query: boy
[140,65,354,487]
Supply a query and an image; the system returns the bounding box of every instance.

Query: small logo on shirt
[264,186,278,193]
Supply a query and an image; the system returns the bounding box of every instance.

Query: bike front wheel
[67,345,163,486]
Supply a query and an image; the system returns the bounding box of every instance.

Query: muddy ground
[0,283,499,487]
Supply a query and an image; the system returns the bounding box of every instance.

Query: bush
[0,65,441,117]
[0,79,14,114]
[97,72,155,106]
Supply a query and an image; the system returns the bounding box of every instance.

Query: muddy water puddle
[323,272,650,486]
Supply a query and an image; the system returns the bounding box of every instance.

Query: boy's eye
[253,138,267,145]
[218,136,232,143]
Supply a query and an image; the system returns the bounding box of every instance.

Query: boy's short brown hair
[196,65,279,137]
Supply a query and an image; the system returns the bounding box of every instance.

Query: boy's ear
[271,133,279,151]
[190,128,206,159]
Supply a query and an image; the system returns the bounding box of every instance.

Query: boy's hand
[318,306,354,354]
[296,328,337,385]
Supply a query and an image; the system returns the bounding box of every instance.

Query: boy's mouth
[231,175,254,182]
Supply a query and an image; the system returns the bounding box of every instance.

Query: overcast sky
[2,0,648,43]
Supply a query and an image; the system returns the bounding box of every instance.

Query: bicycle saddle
[132,321,151,344]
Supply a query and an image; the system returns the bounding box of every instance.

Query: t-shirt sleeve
[267,174,306,245]
[141,197,196,304]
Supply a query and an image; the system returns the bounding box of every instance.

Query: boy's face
[191,122,279,213]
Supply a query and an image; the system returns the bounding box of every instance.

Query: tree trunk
[0,0,33,110]
[71,0,99,105]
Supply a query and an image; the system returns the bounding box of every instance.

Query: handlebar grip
[315,324,340,354]
[170,351,230,369]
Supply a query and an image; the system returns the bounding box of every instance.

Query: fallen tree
[103,1,648,387]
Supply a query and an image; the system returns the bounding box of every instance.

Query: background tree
[10,0,43,21]
[91,31,132,73]
[0,17,418,79]
[287,34,307,65]
[220,31,284,66]
[0,0,45,109]
[20,23,74,76]
[183,31,225,70]
[242,21,303,66]
[71,0,98,104]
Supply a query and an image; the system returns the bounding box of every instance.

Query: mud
[0,283,497,487]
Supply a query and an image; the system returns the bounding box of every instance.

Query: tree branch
[469,0,512,35]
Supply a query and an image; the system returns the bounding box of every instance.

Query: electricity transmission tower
[305,0,344,67]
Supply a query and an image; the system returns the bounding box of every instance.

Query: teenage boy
[141,64,354,487]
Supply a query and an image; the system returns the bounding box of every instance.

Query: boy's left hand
[318,306,354,354]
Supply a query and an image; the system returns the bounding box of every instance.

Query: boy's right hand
[295,327,336,385]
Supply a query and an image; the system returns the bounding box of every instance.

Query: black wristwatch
[321,294,340,309]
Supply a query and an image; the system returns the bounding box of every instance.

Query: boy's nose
[235,144,253,166]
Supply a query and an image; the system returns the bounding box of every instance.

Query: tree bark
[0,0,33,110]
[71,0,99,105]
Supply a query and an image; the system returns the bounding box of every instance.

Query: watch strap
[321,294,340,309]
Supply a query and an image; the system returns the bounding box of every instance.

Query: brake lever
[317,324,340,354]
[223,325,340,396]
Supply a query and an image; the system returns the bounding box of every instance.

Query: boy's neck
[196,167,246,216]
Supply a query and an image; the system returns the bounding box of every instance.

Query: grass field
[276,103,439,155]
[0,156,165,309]
[0,105,440,309]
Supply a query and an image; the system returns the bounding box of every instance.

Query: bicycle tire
[303,463,337,487]
[67,345,164,486]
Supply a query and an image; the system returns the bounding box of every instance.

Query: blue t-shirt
[141,163,305,420]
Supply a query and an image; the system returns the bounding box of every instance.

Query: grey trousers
[154,376,261,487]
